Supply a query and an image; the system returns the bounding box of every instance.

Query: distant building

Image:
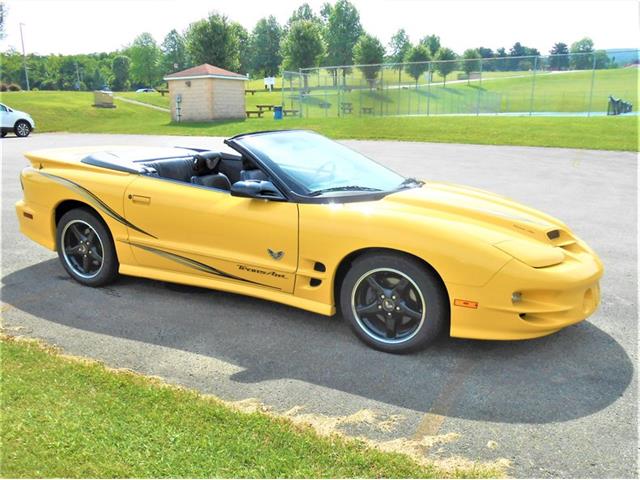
[164,64,247,122]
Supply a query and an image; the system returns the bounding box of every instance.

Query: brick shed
[164,64,247,122]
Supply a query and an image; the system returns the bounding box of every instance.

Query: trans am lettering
[237,264,286,279]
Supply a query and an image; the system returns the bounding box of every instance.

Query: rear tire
[339,252,448,353]
[14,120,31,137]
[1,131,7,138]
[56,208,118,287]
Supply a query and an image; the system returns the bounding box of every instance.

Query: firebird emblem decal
[268,249,284,260]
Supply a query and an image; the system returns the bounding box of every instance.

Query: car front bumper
[448,243,603,340]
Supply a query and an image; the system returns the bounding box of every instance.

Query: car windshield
[235,130,410,196]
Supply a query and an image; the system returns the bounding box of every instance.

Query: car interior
[140,151,268,192]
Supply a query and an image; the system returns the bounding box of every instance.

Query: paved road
[1,133,637,478]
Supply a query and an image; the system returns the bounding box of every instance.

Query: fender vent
[547,230,560,240]
[314,262,326,272]
[310,278,322,287]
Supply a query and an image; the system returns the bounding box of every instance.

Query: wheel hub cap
[382,298,396,312]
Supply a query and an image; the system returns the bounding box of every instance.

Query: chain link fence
[282,50,639,118]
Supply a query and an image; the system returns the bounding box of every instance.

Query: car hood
[381,181,568,247]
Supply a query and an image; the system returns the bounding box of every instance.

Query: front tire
[14,120,31,137]
[339,253,448,353]
[56,208,118,287]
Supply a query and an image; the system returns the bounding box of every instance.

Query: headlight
[494,239,565,268]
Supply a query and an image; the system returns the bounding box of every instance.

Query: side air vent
[310,278,322,287]
[314,262,326,272]
[547,230,560,240]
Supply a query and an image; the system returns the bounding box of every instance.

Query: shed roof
[164,64,247,81]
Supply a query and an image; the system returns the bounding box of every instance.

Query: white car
[135,88,155,93]
[1,103,35,137]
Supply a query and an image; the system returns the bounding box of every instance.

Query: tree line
[0,0,618,91]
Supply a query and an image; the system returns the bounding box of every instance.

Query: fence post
[529,56,538,116]
[427,62,432,116]
[587,53,597,117]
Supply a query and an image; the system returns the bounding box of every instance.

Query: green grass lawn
[1,90,637,151]
[0,336,500,478]
[117,91,172,109]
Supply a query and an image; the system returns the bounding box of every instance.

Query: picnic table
[245,89,257,95]
[157,88,168,96]
[340,102,353,114]
[246,110,264,118]
[256,104,275,112]
[360,106,374,115]
[283,109,299,117]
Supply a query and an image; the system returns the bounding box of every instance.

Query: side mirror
[230,180,285,200]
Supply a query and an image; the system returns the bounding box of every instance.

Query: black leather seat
[190,173,231,191]
[143,158,194,182]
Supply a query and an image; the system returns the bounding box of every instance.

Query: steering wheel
[313,161,336,183]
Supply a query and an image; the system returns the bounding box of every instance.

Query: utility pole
[75,61,81,90]
[19,22,30,91]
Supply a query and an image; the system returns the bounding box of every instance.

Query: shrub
[8,83,21,91]
[0,83,7,92]
[39,79,57,90]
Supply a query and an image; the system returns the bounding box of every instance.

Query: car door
[0,104,9,128]
[122,175,298,293]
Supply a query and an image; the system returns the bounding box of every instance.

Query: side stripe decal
[40,171,157,238]
[123,240,281,291]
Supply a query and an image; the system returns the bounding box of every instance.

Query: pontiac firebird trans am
[16,130,603,353]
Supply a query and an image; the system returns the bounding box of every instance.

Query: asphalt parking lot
[1,133,637,478]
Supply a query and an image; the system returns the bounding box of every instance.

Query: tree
[404,44,430,87]
[570,37,594,70]
[281,20,325,88]
[185,12,240,72]
[388,28,411,82]
[549,42,569,70]
[435,47,457,85]
[127,32,161,88]
[495,47,508,71]
[161,29,189,74]
[249,16,282,77]
[388,28,411,66]
[286,3,321,28]
[324,0,362,84]
[111,55,130,91]
[508,42,539,70]
[231,22,250,74]
[461,48,481,84]
[353,33,385,87]
[420,35,440,57]
[594,50,610,69]
[320,2,333,22]
[477,46,494,71]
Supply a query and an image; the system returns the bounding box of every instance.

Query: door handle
[128,194,151,205]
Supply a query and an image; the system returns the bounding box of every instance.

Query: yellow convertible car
[16,130,603,352]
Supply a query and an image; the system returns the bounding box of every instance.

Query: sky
[1,0,639,57]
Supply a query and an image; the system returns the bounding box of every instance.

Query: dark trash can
[273,105,283,120]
